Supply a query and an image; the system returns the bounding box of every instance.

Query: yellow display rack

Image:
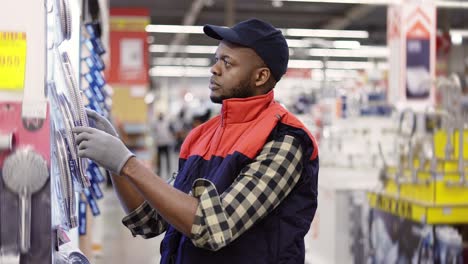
[434,129,468,160]
[368,191,468,224]
[368,129,468,224]
[383,166,468,205]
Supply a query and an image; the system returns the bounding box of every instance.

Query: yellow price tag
[0,32,27,90]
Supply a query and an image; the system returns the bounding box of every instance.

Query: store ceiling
[109,0,468,68]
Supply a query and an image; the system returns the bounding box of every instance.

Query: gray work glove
[86,109,118,137]
[72,126,134,174]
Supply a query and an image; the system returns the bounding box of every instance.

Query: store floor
[91,187,163,264]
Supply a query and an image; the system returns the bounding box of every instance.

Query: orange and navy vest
[161,91,319,264]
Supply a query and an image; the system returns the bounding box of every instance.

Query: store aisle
[92,187,163,264]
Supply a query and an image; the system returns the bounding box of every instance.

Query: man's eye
[223,59,231,66]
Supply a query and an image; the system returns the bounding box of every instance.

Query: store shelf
[383,165,468,205]
[368,191,468,224]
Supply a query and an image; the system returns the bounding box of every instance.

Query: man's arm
[83,109,146,214]
[73,119,197,237]
[109,172,145,214]
[190,134,304,251]
[121,157,199,237]
[73,125,304,245]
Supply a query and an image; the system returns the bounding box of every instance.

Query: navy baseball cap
[203,18,289,82]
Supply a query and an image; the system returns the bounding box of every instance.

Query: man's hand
[72,126,134,174]
[86,109,118,137]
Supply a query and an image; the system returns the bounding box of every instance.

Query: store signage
[375,194,413,219]
[107,8,149,86]
[387,1,436,108]
[0,32,27,91]
[405,9,431,100]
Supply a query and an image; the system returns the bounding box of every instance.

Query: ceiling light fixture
[145,24,203,33]
[272,0,284,7]
[146,24,369,39]
[332,40,361,49]
[309,46,388,58]
[153,57,212,66]
[279,0,390,4]
[277,0,468,8]
[149,44,217,54]
[149,59,387,78]
[451,34,463,45]
[150,44,388,58]
[149,66,212,77]
[450,29,468,37]
[286,39,312,48]
[285,28,368,38]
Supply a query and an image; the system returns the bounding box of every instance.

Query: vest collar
[221,90,275,124]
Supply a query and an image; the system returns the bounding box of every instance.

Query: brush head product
[2,148,49,195]
[68,251,90,264]
[58,0,71,41]
[2,147,49,253]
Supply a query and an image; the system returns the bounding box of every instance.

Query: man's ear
[254,67,271,87]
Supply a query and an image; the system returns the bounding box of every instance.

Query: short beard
[210,78,253,104]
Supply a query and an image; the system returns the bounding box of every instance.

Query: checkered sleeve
[121,201,168,239]
[190,135,304,251]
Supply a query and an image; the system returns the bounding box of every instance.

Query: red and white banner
[106,8,150,86]
[387,1,436,109]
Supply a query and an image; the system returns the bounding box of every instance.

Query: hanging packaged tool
[52,125,77,229]
[53,0,72,46]
[49,81,90,189]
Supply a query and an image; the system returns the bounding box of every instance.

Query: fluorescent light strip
[150,66,368,78]
[146,24,368,39]
[450,29,468,37]
[333,40,361,49]
[289,60,387,69]
[434,0,468,9]
[150,66,211,77]
[309,46,388,58]
[451,34,463,45]
[279,0,391,5]
[279,0,468,8]
[151,39,360,50]
[150,44,387,58]
[145,25,203,34]
[285,28,368,38]
[153,57,211,66]
[149,60,387,78]
[150,44,217,54]
[286,39,311,48]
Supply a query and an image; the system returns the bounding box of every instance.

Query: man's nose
[210,61,221,76]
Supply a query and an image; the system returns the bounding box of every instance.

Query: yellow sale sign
[0,32,27,90]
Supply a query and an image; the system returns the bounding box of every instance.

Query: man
[74,18,319,263]
[151,112,175,177]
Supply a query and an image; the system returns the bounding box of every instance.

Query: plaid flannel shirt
[122,134,304,251]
